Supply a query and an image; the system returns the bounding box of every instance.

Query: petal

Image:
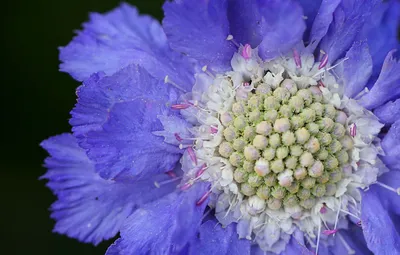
[163,0,236,72]
[188,220,251,255]
[361,173,400,255]
[306,0,341,52]
[341,40,373,98]
[40,134,175,245]
[331,225,372,255]
[60,3,195,91]
[374,99,400,125]
[70,65,183,180]
[297,0,323,41]
[320,0,379,63]
[358,0,400,80]
[257,0,306,60]
[358,50,400,110]
[107,183,209,254]
[380,120,400,171]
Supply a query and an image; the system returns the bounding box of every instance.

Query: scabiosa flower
[41,1,400,254]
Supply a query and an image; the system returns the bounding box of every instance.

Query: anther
[164,75,187,92]
[317,80,325,89]
[180,182,193,191]
[349,123,357,137]
[195,163,208,178]
[202,65,215,78]
[196,190,211,206]
[320,205,327,214]
[375,181,400,195]
[171,104,191,110]
[154,176,183,188]
[226,34,240,47]
[293,49,302,68]
[210,126,218,134]
[187,147,198,165]
[174,133,183,142]
[242,44,252,60]
[322,229,338,236]
[165,170,177,178]
[318,53,329,69]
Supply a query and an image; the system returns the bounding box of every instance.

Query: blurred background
[2,0,163,254]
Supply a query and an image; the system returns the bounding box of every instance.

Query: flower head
[42,1,400,254]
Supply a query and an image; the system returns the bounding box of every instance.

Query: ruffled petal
[106,183,209,255]
[358,50,400,110]
[41,134,175,245]
[59,3,195,91]
[319,0,379,63]
[380,120,400,171]
[374,99,400,125]
[341,40,373,98]
[163,0,236,72]
[361,172,400,255]
[358,0,400,80]
[70,65,183,180]
[188,220,251,255]
[257,0,306,60]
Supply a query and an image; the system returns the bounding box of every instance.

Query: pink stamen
[174,133,183,142]
[322,229,338,236]
[171,104,191,110]
[349,123,357,137]
[187,147,198,165]
[195,164,207,178]
[293,49,302,68]
[196,191,211,206]
[318,80,325,89]
[357,221,362,227]
[210,126,218,134]
[243,82,250,87]
[319,54,329,69]
[165,170,177,178]
[242,44,252,60]
[356,161,360,167]
[180,182,193,191]
[320,206,327,214]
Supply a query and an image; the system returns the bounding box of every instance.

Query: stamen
[171,104,191,110]
[196,190,211,206]
[320,204,327,214]
[180,181,193,191]
[243,82,250,87]
[174,133,183,142]
[318,54,329,69]
[356,221,362,227]
[164,75,187,92]
[154,176,182,188]
[322,229,338,236]
[317,80,325,89]
[226,34,240,47]
[333,197,341,237]
[210,126,218,134]
[187,147,198,165]
[338,233,355,255]
[312,57,349,78]
[375,181,400,195]
[165,170,177,178]
[242,44,252,60]
[316,219,321,255]
[195,163,208,178]
[202,65,215,78]
[349,123,357,137]
[340,209,361,220]
[293,49,302,68]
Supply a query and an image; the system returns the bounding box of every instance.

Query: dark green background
[2,1,163,254]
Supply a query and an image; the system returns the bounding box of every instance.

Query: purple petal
[106,183,209,254]
[380,120,400,171]
[374,99,400,125]
[59,3,195,91]
[320,0,379,63]
[358,50,400,110]
[188,220,251,255]
[70,65,183,180]
[163,0,236,72]
[257,0,306,60]
[297,0,323,41]
[40,134,175,245]
[341,40,373,98]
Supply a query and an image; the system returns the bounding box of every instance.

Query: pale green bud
[243,126,256,140]
[317,172,330,184]
[223,127,236,141]
[330,169,342,183]
[243,161,255,173]
[300,108,316,123]
[288,96,304,113]
[336,150,349,164]
[257,185,271,200]
[220,112,233,127]
[276,146,289,159]
[312,184,326,197]
[297,89,313,106]
[248,173,263,188]
[300,151,314,167]
[241,183,256,196]
[244,146,260,161]
[264,96,280,110]
[256,121,272,136]
[248,95,262,108]
[300,197,316,209]
[297,188,311,200]
[271,159,285,173]
[219,142,233,158]
[232,102,245,115]
[290,145,303,157]
[335,110,348,125]
[272,185,287,199]
[325,155,339,170]
[286,182,300,194]
[253,135,268,150]
[278,170,294,187]
[233,168,248,183]
[331,123,346,139]
[329,139,342,154]
[306,123,320,135]
[305,136,320,153]
[340,135,354,150]
[232,138,246,151]
[318,132,332,146]
[281,79,298,95]
[264,174,277,187]
[290,115,305,129]
[249,110,261,123]
[256,83,271,95]
[284,194,299,207]
[310,102,324,117]
[317,148,329,160]
[282,131,296,146]
[273,87,291,102]
[274,118,291,133]
[254,159,270,176]
[302,177,316,189]
[234,115,247,130]
[317,117,334,132]
[325,104,337,119]
[279,104,293,118]
[295,128,310,144]
[262,147,276,161]
[325,183,337,196]
[308,160,324,177]
[285,156,298,169]
[264,109,278,122]
[269,133,281,148]
[267,198,282,210]
[309,86,323,102]
[294,167,307,180]
[229,152,243,166]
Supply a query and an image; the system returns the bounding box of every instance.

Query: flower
[41,1,400,254]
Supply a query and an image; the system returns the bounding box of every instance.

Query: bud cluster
[218,79,353,213]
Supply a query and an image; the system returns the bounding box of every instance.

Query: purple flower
[42,1,400,254]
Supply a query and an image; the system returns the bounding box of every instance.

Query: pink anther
[242,44,252,60]
[195,164,207,178]
[187,147,198,165]
[165,170,177,178]
[180,182,193,191]
[319,54,329,69]
[322,229,338,236]
[174,133,183,142]
[210,126,218,134]
[349,123,357,137]
[320,206,327,214]
[171,104,191,110]
[318,80,325,89]
[293,49,302,68]
[196,191,210,206]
